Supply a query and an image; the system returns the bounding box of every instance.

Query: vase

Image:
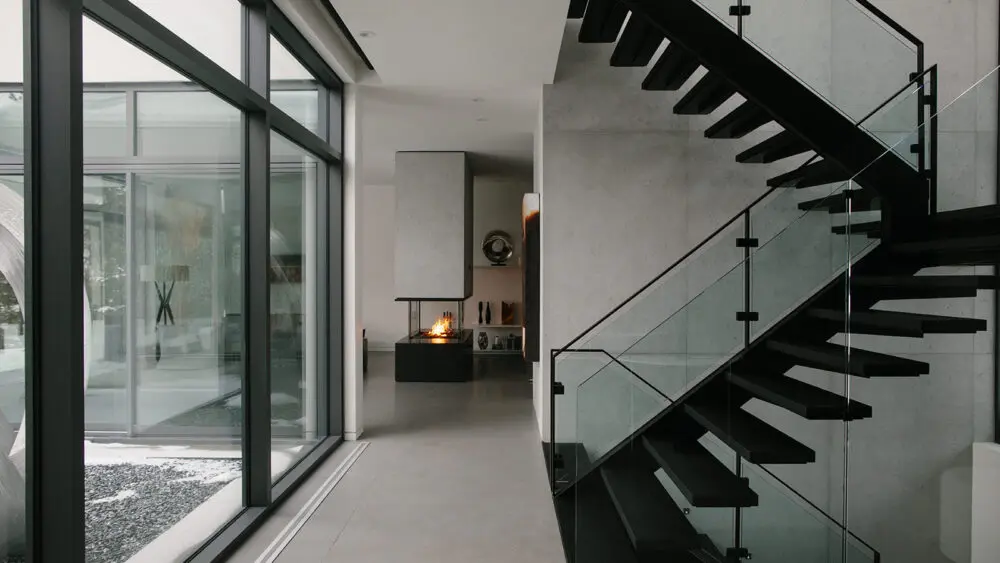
[477,332,488,350]
[485,302,492,325]
[478,301,483,324]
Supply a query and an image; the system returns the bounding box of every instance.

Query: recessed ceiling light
[476,117,489,122]
[359,30,376,38]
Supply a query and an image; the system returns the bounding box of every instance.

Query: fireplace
[394,299,473,382]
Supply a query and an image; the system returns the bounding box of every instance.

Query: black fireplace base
[395,329,473,382]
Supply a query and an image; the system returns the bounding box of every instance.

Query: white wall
[362,185,406,349]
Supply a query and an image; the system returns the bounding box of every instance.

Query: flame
[427,316,451,337]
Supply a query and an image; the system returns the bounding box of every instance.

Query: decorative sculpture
[0,182,92,554]
[481,230,514,265]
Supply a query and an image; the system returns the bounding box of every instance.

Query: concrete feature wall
[393,152,472,300]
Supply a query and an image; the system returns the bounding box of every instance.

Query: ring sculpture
[0,181,92,554]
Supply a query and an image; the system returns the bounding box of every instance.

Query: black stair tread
[705,101,772,139]
[684,403,816,464]
[890,235,1000,267]
[643,42,700,91]
[568,0,587,18]
[601,466,702,556]
[556,474,641,563]
[737,130,811,164]
[767,159,849,189]
[611,14,663,66]
[807,308,987,336]
[832,220,881,235]
[798,189,879,214]
[579,0,629,43]
[728,371,873,421]
[674,72,737,115]
[892,234,1000,255]
[642,435,758,508]
[853,275,1000,300]
[767,340,929,378]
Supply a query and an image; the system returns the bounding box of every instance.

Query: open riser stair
[548,1,995,562]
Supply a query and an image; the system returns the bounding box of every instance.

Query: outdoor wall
[539,3,998,563]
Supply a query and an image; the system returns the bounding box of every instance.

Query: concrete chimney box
[394,151,473,300]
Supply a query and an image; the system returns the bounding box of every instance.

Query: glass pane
[137,91,242,158]
[750,182,878,340]
[743,0,918,122]
[128,0,241,78]
[271,36,321,136]
[575,357,669,478]
[85,18,243,563]
[270,131,322,481]
[857,71,932,169]
[0,0,25,556]
[623,259,744,400]
[581,219,744,356]
[84,174,129,431]
[740,460,878,563]
[0,92,23,159]
[0,92,127,159]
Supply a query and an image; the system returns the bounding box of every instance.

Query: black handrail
[854,0,923,50]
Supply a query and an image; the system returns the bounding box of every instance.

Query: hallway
[228,352,564,563]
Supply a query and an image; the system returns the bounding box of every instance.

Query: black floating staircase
[548,1,996,562]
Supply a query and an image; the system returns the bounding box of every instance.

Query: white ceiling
[325,0,570,185]
[360,85,538,186]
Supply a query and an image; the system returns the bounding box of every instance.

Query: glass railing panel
[750,182,878,339]
[622,256,744,401]
[573,355,671,478]
[580,219,744,356]
[552,351,618,487]
[933,66,998,212]
[856,70,932,169]
[741,458,878,563]
[743,0,917,123]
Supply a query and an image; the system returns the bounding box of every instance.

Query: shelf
[474,265,519,269]
[474,349,523,355]
[470,324,521,329]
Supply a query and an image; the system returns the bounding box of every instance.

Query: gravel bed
[84,459,241,563]
[1,459,241,563]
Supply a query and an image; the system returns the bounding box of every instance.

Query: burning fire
[427,316,451,337]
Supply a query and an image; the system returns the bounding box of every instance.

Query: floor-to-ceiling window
[4,0,345,561]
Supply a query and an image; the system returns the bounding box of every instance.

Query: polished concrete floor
[227,352,565,563]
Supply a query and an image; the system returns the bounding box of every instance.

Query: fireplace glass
[405,300,465,341]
